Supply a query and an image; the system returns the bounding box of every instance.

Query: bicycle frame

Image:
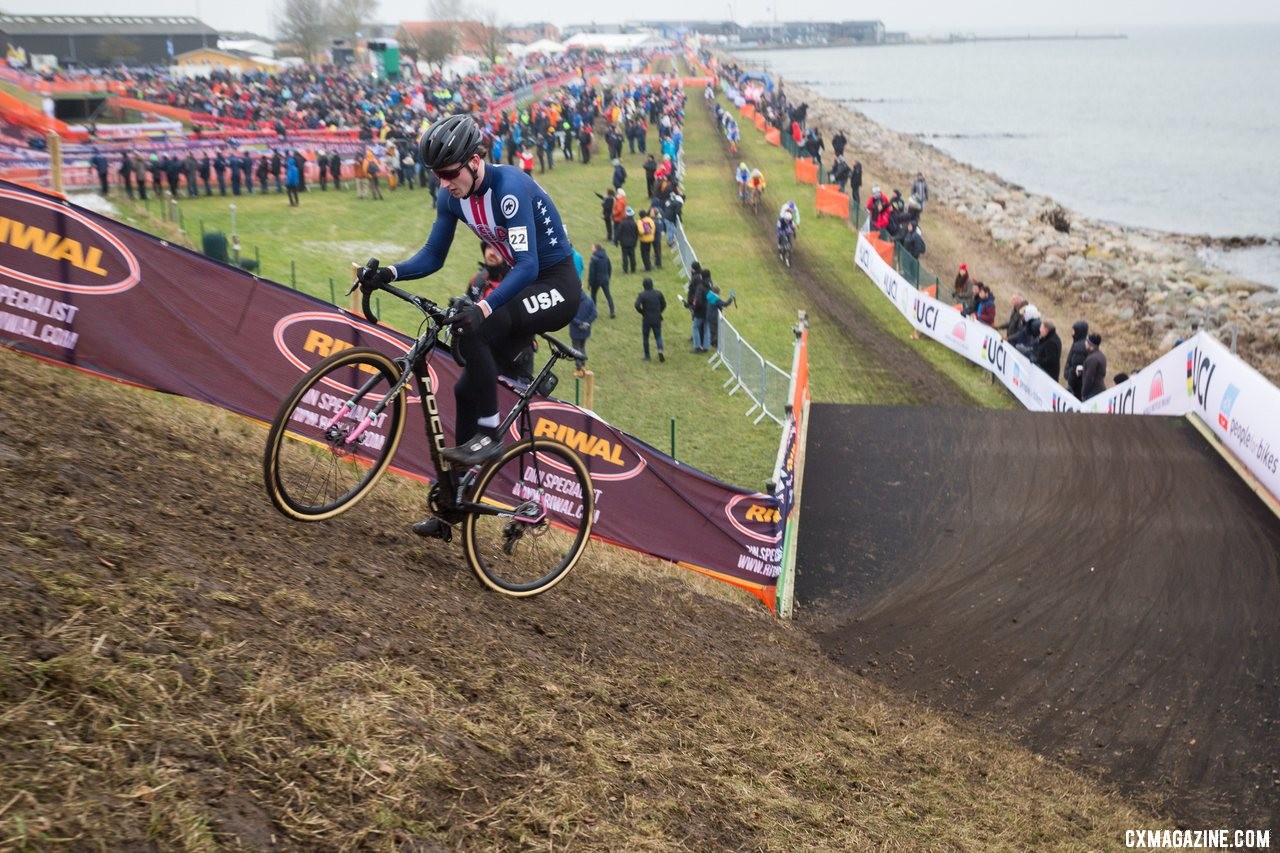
[342,277,575,524]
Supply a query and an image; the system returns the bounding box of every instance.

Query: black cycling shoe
[442,432,504,467]
[412,517,453,541]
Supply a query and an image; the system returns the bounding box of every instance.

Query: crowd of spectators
[710,56,1119,401]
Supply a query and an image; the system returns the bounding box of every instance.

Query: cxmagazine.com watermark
[1126,828,1271,849]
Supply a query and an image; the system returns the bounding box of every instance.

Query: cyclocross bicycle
[262,260,594,597]
[777,231,793,268]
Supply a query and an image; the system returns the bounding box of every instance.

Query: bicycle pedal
[411,517,453,542]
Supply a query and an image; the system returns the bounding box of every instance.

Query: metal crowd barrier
[708,313,790,426]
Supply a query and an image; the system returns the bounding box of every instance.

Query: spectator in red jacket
[867,186,891,231]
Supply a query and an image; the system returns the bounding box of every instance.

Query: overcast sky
[9,0,1279,43]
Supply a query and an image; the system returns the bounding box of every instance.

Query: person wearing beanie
[615,206,640,274]
[634,276,667,362]
[952,263,976,314]
[1064,320,1090,398]
[1081,332,1108,401]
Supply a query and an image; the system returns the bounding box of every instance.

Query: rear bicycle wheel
[263,347,406,521]
[461,438,594,597]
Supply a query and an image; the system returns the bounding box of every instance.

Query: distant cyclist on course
[734,161,750,201]
[357,113,582,477]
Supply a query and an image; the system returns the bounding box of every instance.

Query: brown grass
[0,345,1165,850]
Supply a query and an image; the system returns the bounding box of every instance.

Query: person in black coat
[328,152,342,190]
[198,153,212,196]
[1032,320,1062,380]
[119,151,134,199]
[1063,320,1089,397]
[615,207,640,274]
[1080,333,1108,400]
[213,150,228,195]
[634,276,667,361]
[587,243,615,317]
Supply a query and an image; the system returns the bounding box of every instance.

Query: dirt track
[796,403,1280,828]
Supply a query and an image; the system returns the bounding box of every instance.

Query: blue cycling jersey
[389,164,574,311]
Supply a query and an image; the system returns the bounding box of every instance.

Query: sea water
[744,24,1280,285]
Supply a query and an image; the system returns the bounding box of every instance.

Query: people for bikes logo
[271,311,429,402]
[0,188,139,295]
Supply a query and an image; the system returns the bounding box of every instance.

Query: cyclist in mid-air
[357,113,581,486]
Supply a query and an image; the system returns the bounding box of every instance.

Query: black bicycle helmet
[417,113,483,170]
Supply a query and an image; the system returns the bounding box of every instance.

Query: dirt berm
[797,403,1280,829]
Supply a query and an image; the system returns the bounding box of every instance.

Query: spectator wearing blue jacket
[570,290,597,373]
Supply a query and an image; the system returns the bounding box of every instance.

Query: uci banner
[853,230,1280,503]
[0,180,783,610]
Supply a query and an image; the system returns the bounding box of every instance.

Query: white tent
[518,38,567,56]
[561,32,665,53]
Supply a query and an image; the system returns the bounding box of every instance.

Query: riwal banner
[854,229,1280,503]
[0,180,783,610]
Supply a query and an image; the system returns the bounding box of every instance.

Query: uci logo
[1186,346,1216,411]
[856,245,870,268]
[1051,394,1078,413]
[912,297,939,331]
[500,194,519,218]
[982,336,1006,372]
[882,273,897,301]
[1107,387,1136,414]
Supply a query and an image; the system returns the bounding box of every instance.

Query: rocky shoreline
[769,79,1280,385]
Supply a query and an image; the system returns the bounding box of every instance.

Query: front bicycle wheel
[263,347,407,521]
[461,438,594,597]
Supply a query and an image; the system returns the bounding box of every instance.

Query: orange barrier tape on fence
[922,284,938,299]
[866,234,896,266]
[815,183,849,218]
[794,158,819,185]
[740,103,756,119]
[764,127,781,146]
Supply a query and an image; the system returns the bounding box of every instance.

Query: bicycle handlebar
[349,257,454,327]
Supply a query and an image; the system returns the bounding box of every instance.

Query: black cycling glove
[450,300,485,335]
[358,265,395,292]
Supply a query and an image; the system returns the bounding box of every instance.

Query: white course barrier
[854,230,1280,503]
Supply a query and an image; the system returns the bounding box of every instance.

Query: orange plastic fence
[923,284,938,299]
[815,183,849,218]
[0,89,87,141]
[753,114,767,132]
[866,234,895,266]
[764,127,781,146]
[740,103,756,119]
[794,158,819,185]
